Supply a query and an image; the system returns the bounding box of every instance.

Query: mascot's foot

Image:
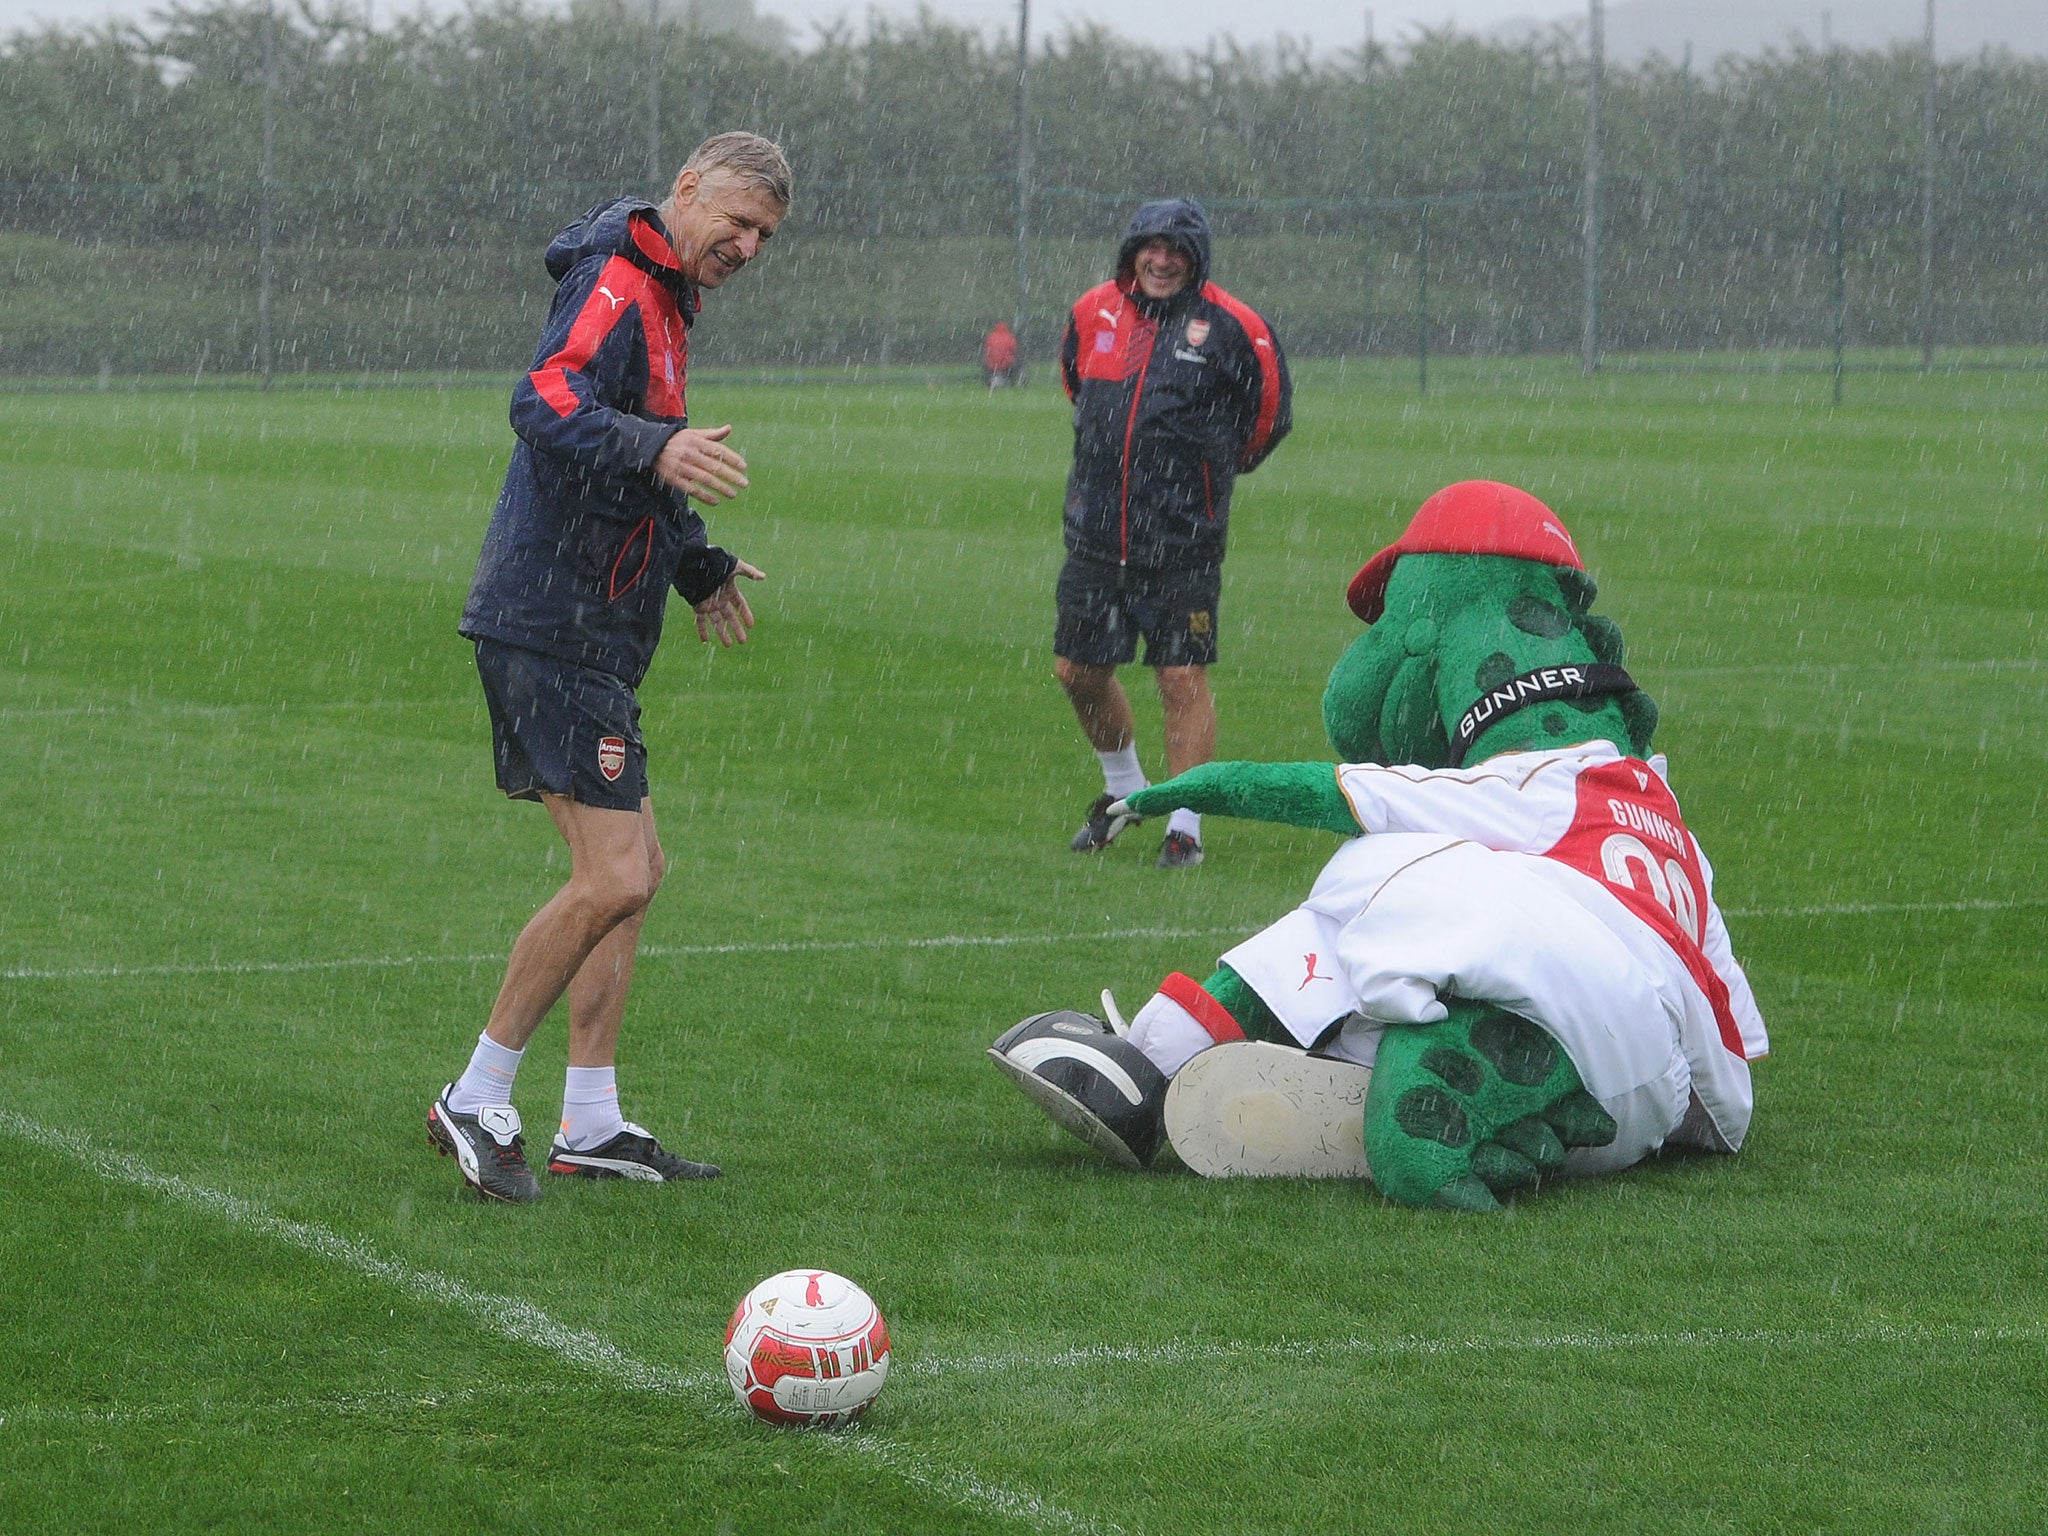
[989,1011,1168,1169]
[1363,1001,1618,1213]
[1165,1041,1371,1179]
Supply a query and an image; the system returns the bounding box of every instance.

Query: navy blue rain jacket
[460,197,738,687]
[1058,198,1292,570]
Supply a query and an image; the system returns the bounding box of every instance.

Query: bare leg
[564,910,642,1066]
[564,799,663,1068]
[1055,657,1135,752]
[1155,664,1216,777]
[483,794,660,1053]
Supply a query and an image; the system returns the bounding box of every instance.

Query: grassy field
[1,356,2044,1534]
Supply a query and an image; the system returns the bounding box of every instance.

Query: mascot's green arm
[1120,762,1362,835]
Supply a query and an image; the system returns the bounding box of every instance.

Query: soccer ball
[723,1269,892,1428]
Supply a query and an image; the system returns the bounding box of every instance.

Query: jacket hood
[1115,198,1212,293]
[545,197,689,295]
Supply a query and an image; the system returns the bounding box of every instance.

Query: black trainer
[1070,792,1142,853]
[427,1087,542,1204]
[548,1124,722,1183]
[1157,830,1204,868]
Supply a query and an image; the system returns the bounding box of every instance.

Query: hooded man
[1054,198,1292,869]
[429,132,790,1204]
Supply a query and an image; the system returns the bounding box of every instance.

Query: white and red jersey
[1217,740,1767,1164]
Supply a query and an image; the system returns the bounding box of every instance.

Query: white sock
[448,1031,523,1113]
[1126,992,1215,1078]
[1167,807,1202,842]
[559,1065,626,1150]
[1097,744,1148,800]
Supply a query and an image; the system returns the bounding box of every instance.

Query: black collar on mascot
[1449,663,1639,767]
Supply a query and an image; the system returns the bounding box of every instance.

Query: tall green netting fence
[3,2,2042,382]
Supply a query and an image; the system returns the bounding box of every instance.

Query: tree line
[3,0,2045,369]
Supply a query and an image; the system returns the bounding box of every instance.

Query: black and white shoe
[988,1010,1169,1169]
[548,1124,722,1183]
[1157,830,1204,868]
[427,1087,542,1204]
[1070,792,1143,853]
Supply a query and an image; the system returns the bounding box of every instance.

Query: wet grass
[1,360,2044,1533]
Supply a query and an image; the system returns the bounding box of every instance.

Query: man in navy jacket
[428,132,789,1203]
[1056,198,1292,868]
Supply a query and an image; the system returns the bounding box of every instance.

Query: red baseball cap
[1346,480,1584,622]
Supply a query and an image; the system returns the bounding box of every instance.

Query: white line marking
[4,900,2040,985]
[0,684,1020,724]
[5,1108,2034,1523]
[0,699,465,724]
[16,1313,2036,1435]
[0,1381,587,1428]
[904,1319,2048,1380]
[0,1109,1121,1536]
[0,952,501,982]
[1718,898,2047,919]
[1656,657,2044,681]
[648,925,1246,961]
[0,926,1253,982]
[1,656,2038,724]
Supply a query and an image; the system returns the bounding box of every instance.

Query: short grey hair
[684,132,793,208]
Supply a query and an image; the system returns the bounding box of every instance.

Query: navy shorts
[1054,553,1221,668]
[474,639,647,812]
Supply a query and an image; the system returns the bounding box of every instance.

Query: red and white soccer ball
[723,1269,892,1428]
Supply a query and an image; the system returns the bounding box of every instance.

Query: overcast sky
[4,0,1591,53]
[8,0,2038,59]
[779,0,1588,53]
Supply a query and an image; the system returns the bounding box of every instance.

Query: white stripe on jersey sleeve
[1333,742,1613,855]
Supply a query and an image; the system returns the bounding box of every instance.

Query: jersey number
[1599,833,1701,944]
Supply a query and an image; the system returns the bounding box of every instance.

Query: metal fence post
[259,0,277,390]
[1826,11,1845,404]
[1676,40,1692,300]
[1581,0,1603,375]
[1919,0,1938,371]
[1513,45,1538,355]
[1416,200,1430,395]
[1012,0,1032,354]
[1361,10,1376,355]
[647,0,663,186]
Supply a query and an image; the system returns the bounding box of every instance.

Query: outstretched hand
[1113,761,1361,836]
[1112,767,1235,820]
[654,423,749,505]
[692,559,765,646]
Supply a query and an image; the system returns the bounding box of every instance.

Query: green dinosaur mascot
[990,481,1769,1210]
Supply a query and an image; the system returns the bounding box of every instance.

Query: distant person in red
[983,321,1021,388]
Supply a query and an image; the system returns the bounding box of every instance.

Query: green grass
[1,357,2044,1534]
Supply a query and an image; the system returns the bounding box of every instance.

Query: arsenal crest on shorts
[597,735,626,782]
[1184,318,1210,348]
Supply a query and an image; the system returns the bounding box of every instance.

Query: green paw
[1364,1000,1617,1212]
